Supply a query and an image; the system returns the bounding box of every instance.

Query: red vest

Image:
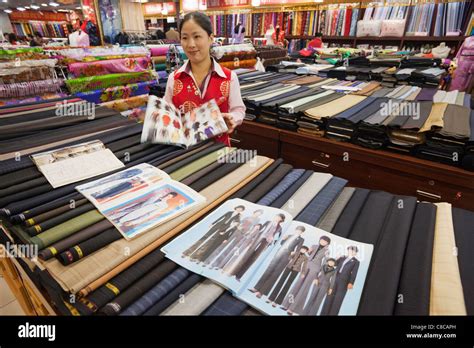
[172,65,232,147]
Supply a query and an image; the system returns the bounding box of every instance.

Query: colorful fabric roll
[68,57,152,78]
[75,80,158,104]
[157,71,168,81]
[0,79,64,98]
[101,95,149,112]
[59,46,149,61]
[149,46,169,56]
[219,59,257,70]
[0,66,54,84]
[152,56,166,65]
[65,71,155,94]
[0,92,68,107]
[0,59,57,69]
[154,63,167,71]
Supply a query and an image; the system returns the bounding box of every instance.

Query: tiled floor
[0,275,25,315]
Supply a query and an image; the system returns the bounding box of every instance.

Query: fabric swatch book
[76,163,206,240]
[30,140,124,188]
[162,198,373,316]
[141,95,228,148]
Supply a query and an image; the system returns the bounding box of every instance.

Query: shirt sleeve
[228,71,246,125]
[163,71,175,105]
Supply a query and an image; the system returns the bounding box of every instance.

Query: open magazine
[76,163,206,240]
[162,198,374,316]
[141,95,228,148]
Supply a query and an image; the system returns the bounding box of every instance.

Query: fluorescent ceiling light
[25,5,30,8]
[31,4,40,9]
[49,2,59,6]
[2,0,8,3]
[58,9,69,12]
[4,8,12,12]
[41,3,47,6]
[17,6,26,10]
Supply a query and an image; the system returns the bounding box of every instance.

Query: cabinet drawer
[231,129,279,159]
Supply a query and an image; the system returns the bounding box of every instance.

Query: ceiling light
[17,6,26,10]
[2,0,8,3]
[58,9,69,12]
[4,8,12,12]
[49,2,59,6]
[75,6,81,9]
[25,5,30,8]
[41,3,47,6]
[31,4,40,9]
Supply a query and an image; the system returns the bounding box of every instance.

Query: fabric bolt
[0,177,48,202]
[57,228,123,266]
[419,103,448,132]
[78,248,166,315]
[30,210,104,250]
[160,279,225,316]
[430,203,466,315]
[51,156,271,295]
[332,97,378,120]
[270,170,313,208]
[402,101,433,130]
[256,169,305,206]
[24,198,89,227]
[203,292,248,316]
[155,141,215,169]
[38,219,114,261]
[181,161,224,186]
[330,188,371,238]
[394,202,437,315]
[357,196,417,315]
[75,81,157,104]
[100,95,149,112]
[0,66,55,84]
[243,164,293,203]
[451,208,474,315]
[162,143,225,174]
[415,88,438,101]
[68,57,152,78]
[0,79,63,99]
[65,71,154,94]
[101,260,178,315]
[316,187,356,232]
[280,173,333,217]
[439,104,471,138]
[295,177,348,226]
[143,274,202,316]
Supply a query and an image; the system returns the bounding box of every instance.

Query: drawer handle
[312,160,330,168]
[230,138,241,143]
[416,190,441,200]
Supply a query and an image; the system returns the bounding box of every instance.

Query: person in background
[156,28,166,40]
[272,25,285,47]
[308,32,323,49]
[232,22,245,44]
[163,11,246,146]
[7,33,19,45]
[165,26,180,41]
[30,31,45,47]
[264,24,275,45]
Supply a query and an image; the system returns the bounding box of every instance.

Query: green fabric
[65,71,154,94]
[155,64,167,71]
[170,148,235,182]
[30,210,104,249]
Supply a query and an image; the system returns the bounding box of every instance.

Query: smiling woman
[163,11,246,147]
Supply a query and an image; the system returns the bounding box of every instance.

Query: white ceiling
[0,0,82,12]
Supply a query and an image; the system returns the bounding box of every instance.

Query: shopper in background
[232,22,245,44]
[6,33,20,45]
[272,25,286,47]
[156,28,166,40]
[165,26,180,41]
[308,32,323,49]
[264,24,275,45]
[163,11,246,146]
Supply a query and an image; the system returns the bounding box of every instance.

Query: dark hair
[167,192,178,197]
[235,205,246,211]
[276,26,281,39]
[8,33,17,44]
[295,226,306,232]
[327,258,336,264]
[277,213,285,222]
[179,11,213,36]
[254,209,264,214]
[320,236,331,244]
[347,245,359,253]
[234,23,245,34]
[300,245,309,251]
[34,31,42,38]
[315,32,323,38]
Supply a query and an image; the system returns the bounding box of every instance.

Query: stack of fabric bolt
[0,47,66,107]
[212,44,257,70]
[0,102,473,316]
[147,44,169,81]
[255,46,288,68]
[60,46,157,108]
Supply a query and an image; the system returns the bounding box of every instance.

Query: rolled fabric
[0,93,68,107]
[65,71,155,94]
[0,59,57,69]
[60,46,149,61]
[152,56,167,65]
[150,46,169,56]
[68,57,152,78]
[100,95,149,112]
[157,71,168,80]
[0,79,64,99]
[219,59,257,70]
[75,81,157,104]
[154,63,167,71]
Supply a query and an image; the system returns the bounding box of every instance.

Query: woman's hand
[222,113,237,134]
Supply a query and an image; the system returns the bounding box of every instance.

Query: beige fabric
[304,95,367,120]
[430,203,466,315]
[419,102,447,132]
[120,0,146,31]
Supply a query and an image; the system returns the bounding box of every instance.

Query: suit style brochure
[76,163,206,240]
[141,95,228,148]
[162,198,374,316]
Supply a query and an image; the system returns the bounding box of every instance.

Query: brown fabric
[280,75,323,85]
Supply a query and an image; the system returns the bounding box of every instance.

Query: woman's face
[180,19,213,65]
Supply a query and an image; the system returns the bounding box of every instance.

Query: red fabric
[172,66,232,146]
[81,21,88,32]
[344,8,352,36]
[308,38,323,49]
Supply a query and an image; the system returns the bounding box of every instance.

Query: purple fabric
[150,46,169,57]
[415,88,438,101]
[68,57,152,78]
[450,36,474,92]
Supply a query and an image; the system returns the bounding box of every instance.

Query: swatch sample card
[77,164,205,240]
[141,95,228,148]
[31,140,124,188]
[162,198,373,315]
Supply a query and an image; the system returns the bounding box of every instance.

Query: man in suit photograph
[248,225,306,298]
[198,220,241,265]
[320,245,360,315]
[266,245,310,307]
[281,236,331,312]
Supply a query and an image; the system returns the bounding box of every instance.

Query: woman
[232,22,245,44]
[272,25,285,47]
[164,11,246,146]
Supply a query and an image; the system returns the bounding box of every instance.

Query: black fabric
[243,163,293,202]
[162,143,225,174]
[142,274,202,316]
[331,188,371,238]
[452,207,474,315]
[24,198,89,227]
[395,202,437,315]
[78,248,166,315]
[100,260,177,316]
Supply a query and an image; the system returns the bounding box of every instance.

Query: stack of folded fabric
[255,46,288,67]
[147,44,169,81]
[0,47,66,106]
[212,44,257,70]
